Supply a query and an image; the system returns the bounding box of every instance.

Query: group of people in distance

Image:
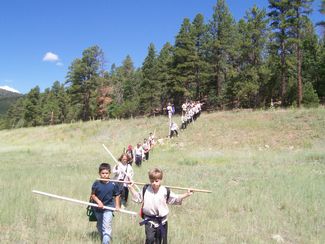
[90,101,204,244]
[168,100,204,139]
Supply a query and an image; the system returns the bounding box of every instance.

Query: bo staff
[102,144,119,164]
[32,190,137,215]
[97,179,212,193]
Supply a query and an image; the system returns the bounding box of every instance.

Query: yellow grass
[0,108,324,243]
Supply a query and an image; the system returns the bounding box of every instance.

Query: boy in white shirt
[169,121,179,138]
[134,142,144,167]
[128,168,193,244]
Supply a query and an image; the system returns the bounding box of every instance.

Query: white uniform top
[171,122,178,131]
[182,103,187,111]
[167,105,172,118]
[132,185,183,225]
[134,146,144,157]
[112,162,134,186]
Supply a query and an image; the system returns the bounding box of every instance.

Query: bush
[303,82,320,108]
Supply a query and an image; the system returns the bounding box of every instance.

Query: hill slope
[0,88,22,116]
[0,108,324,243]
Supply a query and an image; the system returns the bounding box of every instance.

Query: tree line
[3,0,325,129]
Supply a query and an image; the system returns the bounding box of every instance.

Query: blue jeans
[95,210,113,244]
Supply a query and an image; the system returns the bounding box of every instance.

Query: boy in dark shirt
[91,163,121,244]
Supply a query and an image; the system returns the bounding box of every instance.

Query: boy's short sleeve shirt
[92,181,121,209]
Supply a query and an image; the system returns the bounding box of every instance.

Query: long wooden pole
[102,144,119,164]
[32,190,137,216]
[97,179,212,193]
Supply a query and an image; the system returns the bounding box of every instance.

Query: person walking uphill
[91,163,121,244]
[128,168,193,244]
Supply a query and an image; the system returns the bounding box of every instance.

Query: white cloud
[43,52,59,62]
[56,62,63,66]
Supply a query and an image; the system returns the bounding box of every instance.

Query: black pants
[144,152,149,161]
[145,222,168,244]
[121,186,129,205]
[170,130,178,138]
[135,155,142,166]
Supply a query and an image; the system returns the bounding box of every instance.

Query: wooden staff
[97,179,212,193]
[32,190,137,215]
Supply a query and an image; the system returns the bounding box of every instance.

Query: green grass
[0,108,324,243]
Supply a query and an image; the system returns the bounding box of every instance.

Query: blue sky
[0,0,323,94]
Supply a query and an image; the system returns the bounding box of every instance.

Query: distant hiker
[134,142,144,167]
[128,168,193,244]
[166,102,173,124]
[113,153,134,208]
[148,132,156,148]
[181,102,187,116]
[169,121,179,138]
[126,145,134,165]
[181,115,187,130]
[91,163,121,244]
[142,138,150,161]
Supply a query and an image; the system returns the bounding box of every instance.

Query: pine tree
[139,43,160,114]
[229,6,269,108]
[66,45,105,121]
[287,0,313,107]
[268,0,292,105]
[24,86,42,126]
[156,42,174,109]
[206,0,238,106]
[191,14,210,100]
[173,18,196,103]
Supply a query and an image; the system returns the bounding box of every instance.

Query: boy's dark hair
[98,163,111,173]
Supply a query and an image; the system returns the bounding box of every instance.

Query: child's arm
[115,195,121,210]
[112,163,120,175]
[167,189,193,205]
[178,189,193,201]
[128,183,142,203]
[91,193,104,209]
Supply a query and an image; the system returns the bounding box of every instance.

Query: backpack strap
[142,184,150,198]
[166,187,170,202]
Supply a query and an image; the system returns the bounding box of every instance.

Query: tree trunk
[296,8,302,108]
[280,38,287,105]
[297,45,303,107]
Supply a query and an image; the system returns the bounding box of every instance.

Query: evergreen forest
[2,0,325,129]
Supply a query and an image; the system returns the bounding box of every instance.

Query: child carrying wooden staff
[128,168,193,244]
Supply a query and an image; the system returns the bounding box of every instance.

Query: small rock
[272,234,284,243]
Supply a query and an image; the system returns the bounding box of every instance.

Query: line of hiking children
[122,132,156,167]
[91,164,193,244]
[168,100,203,138]
[90,101,204,243]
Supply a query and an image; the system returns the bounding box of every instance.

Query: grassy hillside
[0,108,324,243]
